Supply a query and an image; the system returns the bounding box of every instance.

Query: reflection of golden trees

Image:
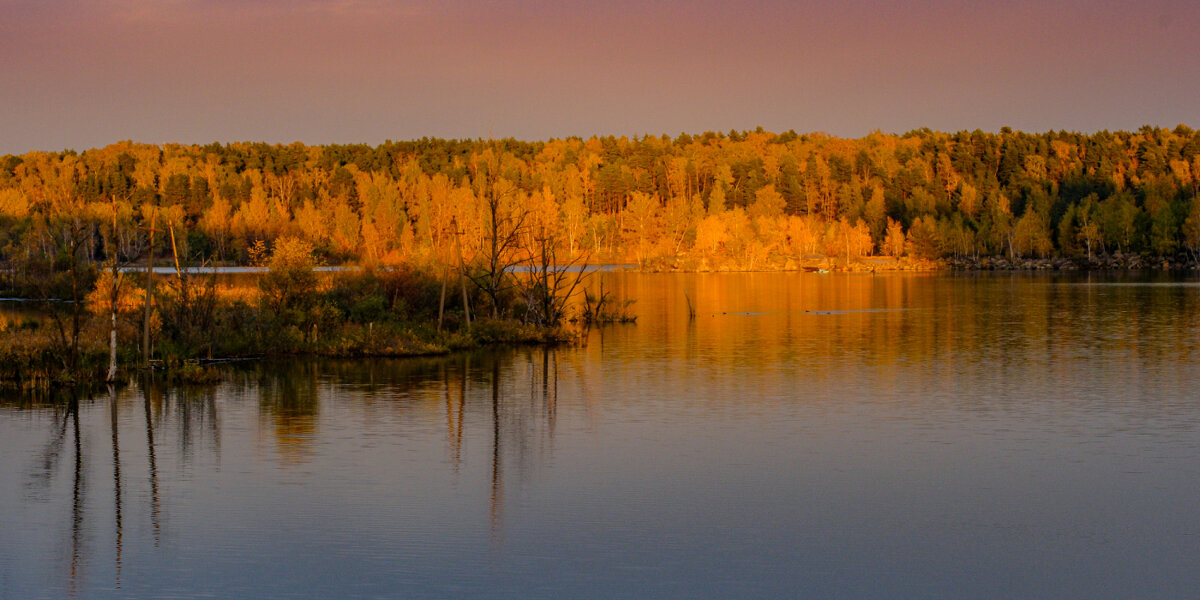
[578,272,1200,414]
[256,361,319,466]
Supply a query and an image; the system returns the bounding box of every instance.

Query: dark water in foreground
[3,271,1200,599]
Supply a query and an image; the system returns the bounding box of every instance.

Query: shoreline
[634,253,1200,273]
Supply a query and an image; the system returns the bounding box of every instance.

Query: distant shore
[637,253,1200,273]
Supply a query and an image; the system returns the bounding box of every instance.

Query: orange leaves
[527,186,560,238]
[786,215,819,256]
[695,215,728,254]
[294,201,327,245]
[749,184,785,220]
[86,270,144,315]
[0,189,29,217]
[622,191,662,265]
[232,188,274,239]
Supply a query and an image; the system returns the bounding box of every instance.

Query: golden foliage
[0,189,29,217]
[86,270,145,315]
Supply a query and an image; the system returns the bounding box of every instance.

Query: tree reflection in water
[16,393,87,597]
[3,345,568,594]
[6,374,226,596]
[107,385,122,589]
[255,360,320,466]
[238,349,563,538]
[491,346,559,539]
[140,382,161,546]
[68,397,83,598]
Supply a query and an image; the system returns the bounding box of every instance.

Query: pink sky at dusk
[2,0,1198,154]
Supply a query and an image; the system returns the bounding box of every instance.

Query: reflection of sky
[2,272,1200,597]
[3,0,1199,154]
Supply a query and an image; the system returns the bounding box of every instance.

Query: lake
[2,271,1200,599]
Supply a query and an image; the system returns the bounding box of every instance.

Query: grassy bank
[0,306,578,389]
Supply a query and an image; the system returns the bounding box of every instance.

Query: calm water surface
[3,271,1200,599]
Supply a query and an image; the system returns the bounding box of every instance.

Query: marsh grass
[0,325,111,386]
[3,255,617,388]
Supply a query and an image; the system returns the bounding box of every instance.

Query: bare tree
[513,222,589,327]
[468,147,530,319]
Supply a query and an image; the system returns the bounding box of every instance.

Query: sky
[2,0,1199,154]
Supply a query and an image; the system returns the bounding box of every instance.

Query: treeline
[3,125,1200,273]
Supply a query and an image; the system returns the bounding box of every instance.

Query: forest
[3,125,1200,274]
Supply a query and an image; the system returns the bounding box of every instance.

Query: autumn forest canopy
[4,125,1200,274]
